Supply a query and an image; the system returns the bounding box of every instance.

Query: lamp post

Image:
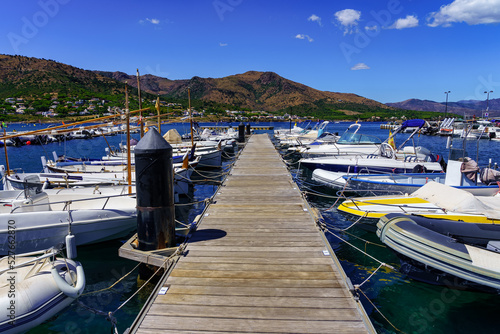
[484,90,493,118]
[444,91,451,118]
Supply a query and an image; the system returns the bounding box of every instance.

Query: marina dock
[128,133,375,333]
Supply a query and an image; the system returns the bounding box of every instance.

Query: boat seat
[11,192,52,213]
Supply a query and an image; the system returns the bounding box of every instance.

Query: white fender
[51,262,85,299]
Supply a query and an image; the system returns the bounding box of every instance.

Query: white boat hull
[0,209,136,255]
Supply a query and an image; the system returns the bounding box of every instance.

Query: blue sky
[1,0,499,104]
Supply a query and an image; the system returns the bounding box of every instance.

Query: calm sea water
[2,121,500,333]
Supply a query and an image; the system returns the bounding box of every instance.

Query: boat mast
[2,127,10,176]
[137,69,144,138]
[188,87,194,147]
[125,82,132,194]
[156,95,161,135]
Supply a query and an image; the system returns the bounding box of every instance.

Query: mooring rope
[77,244,186,333]
[322,225,395,271]
[357,288,408,334]
[80,262,142,297]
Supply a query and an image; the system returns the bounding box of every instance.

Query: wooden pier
[128,134,375,333]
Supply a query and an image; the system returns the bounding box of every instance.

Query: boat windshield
[337,132,381,145]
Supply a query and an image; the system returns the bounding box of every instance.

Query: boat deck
[133,134,374,333]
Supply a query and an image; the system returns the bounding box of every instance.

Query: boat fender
[51,262,85,299]
[66,234,77,259]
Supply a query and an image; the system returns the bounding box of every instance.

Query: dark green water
[2,121,500,333]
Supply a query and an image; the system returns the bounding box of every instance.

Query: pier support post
[135,128,176,251]
[238,122,245,142]
[245,123,251,136]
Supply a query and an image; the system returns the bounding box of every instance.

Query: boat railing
[0,248,59,276]
[346,198,447,214]
[9,192,136,213]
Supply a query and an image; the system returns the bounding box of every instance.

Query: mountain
[0,54,393,117]
[387,98,500,117]
[97,70,392,113]
[0,54,129,98]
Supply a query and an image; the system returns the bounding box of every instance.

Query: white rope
[354,262,384,290]
[324,228,395,271]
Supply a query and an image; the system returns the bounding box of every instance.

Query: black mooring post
[238,122,245,142]
[135,128,176,251]
[245,123,251,135]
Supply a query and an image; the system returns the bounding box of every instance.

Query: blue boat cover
[401,119,426,129]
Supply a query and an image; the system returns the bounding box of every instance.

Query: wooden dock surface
[134,134,374,334]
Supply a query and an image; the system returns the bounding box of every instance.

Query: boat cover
[480,168,500,185]
[163,129,182,144]
[460,158,479,182]
[401,119,426,130]
[413,181,500,219]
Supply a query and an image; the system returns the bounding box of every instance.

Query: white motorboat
[343,158,500,196]
[0,186,137,255]
[0,246,85,333]
[1,163,193,198]
[297,123,382,158]
[275,121,330,148]
[302,145,443,183]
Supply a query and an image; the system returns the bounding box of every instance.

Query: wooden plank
[155,294,355,309]
[169,269,337,280]
[186,240,326,248]
[165,277,343,288]
[147,304,361,321]
[140,316,368,333]
[161,285,349,298]
[181,250,329,258]
[184,246,327,252]
[173,262,335,272]
[177,256,333,265]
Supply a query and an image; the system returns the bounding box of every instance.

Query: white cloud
[308,14,322,26]
[295,34,314,42]
[219,42,228,47]
[389,15,419,29]
[334,9,361,35]
[428,0,500,27]
[146,18,160,24]
[351,63,370,70]
[365,25,378,31]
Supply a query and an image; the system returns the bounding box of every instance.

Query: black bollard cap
[134,128,172,154]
